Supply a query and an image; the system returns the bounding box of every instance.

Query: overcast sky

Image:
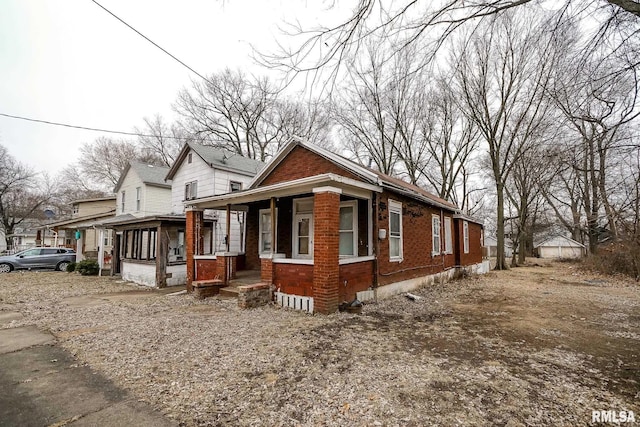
[0,0,337,176]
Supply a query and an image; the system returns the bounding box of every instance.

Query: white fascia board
[187,173,382,209]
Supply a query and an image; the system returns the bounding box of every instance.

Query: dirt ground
[0,261,638,426]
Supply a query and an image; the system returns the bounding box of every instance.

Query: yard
[0,261,638,426]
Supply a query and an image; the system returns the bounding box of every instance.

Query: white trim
[388,199,403,262]
[339,255,375,265]
[260,253,285,260]
[432,214,441,256]
[339,200,358,257]
[443,216,453,254]
[214,251,239,256]
[188,173,381,209]
[272,258,314,265]
[258,208,278,255]
[463,221,470,254]
[313,186,343,194]
[194,255,217,260]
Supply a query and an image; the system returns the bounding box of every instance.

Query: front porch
[186,177,382,313]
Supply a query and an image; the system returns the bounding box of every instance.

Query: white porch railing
[274,291,314,314]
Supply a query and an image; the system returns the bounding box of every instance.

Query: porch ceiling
[187,173,382,209]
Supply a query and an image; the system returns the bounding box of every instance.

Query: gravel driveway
[1,263,638,426]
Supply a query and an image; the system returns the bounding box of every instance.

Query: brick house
[185,138,487,313]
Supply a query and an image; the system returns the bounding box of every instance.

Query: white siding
[122,261,156,287]
[144,185,172,215]
[170,149,254,214]
[119,169,171,217]
[170,148,254,253]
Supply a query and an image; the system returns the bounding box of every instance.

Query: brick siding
[338,260,374,302]
[261,146,360,186]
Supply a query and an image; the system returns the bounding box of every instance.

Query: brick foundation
[192,279,225,299]
[237,283,273,309]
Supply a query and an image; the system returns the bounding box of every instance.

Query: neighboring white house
[165,142,264,254]
[535,235,586,259]
[108,146,263,288]
[484,235,514,258]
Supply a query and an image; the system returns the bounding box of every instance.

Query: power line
[0,112,189,140]
[90,0,211,84]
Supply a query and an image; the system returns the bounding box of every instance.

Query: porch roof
[187,173,383,209]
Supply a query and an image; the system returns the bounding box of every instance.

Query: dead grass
[0,263,638,426]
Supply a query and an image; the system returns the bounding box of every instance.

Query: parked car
[0,248,76,273]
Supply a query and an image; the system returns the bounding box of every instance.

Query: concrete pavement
[0,313,176,427]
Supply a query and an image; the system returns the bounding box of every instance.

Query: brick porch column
[313,187,341,314]
[186,207,204,292]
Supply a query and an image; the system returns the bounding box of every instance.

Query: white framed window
[293,197,314,259]
[259,208,278,253]
[121,191,125,213]
[432,215,441,256]
[339,201,358,257]
[444,216,453,254]
[185,181,197,201]
[463,221,470,254]
[135,187,141,211]
[72,204,79,214]
[388,199,403,261]
[230,181,242,192]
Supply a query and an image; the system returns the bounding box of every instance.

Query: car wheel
[57,261,70,272]
[0,263,12,273]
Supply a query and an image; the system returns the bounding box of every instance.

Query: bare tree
[175,68,330,161]
[0,145,53,248]
[451,11,562,269]
[135,114,186,167]
[262,1,640,93]
[549,48,640,252]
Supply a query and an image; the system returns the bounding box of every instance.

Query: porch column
[312,186,341,314]
[186,207,204,292]
[156,225,169,288]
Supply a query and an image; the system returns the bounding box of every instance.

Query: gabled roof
[250,137,458,211]
[165,141,264,181]
[70,195,116,204]
[113,162,171,193]
[535,235,585,248]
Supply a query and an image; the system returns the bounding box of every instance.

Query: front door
[294,214,313,259]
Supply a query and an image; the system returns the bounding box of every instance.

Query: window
[136,187,141,211]
[293,198,314,258]
[432,215,441,255]
[339,201,358,257]
[259,209,277,253]
[230,181,242,192]
[463,221,470,254]
[185,181,198,201]
[444,217,453,254]
[187,153,193,164]
[121,191,125,213]
[72,204,79,214]
[388,199,403,261]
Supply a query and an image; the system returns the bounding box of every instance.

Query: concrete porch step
[218,286,240,298]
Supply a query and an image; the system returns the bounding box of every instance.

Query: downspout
[373,192,379,292]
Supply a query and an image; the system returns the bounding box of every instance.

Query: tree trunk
[495,182,508,270]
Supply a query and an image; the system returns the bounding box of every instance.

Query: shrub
[66,262,76,273]
[76,259,99,276]
[584,241,640,280]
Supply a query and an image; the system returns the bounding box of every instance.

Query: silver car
[0,247,76,273]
